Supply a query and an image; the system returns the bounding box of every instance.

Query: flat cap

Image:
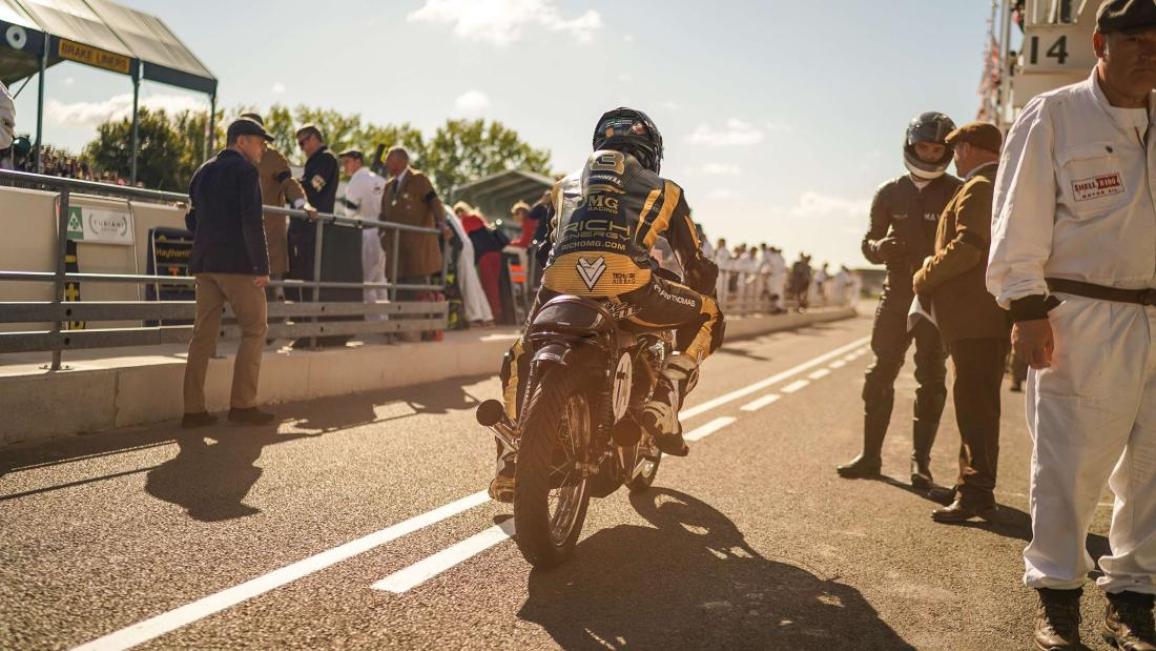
[338,148,364,160]
[226,117,273,142]
[945,121,1002,153]
[1097,0,1156,34]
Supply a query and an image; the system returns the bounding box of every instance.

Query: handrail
[0,168,451,369]
[0,168,440,234]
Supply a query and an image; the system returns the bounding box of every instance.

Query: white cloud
[765,120,794,133]
[701,162,741,176]
[63,77,75,86]
[408,0,602,46]
[46,94,206,127]
[660,100,680,111]
[707,188,737,200]
[454,89,491,115]
[272,82,286,94]
[617,73,632,83]
[686,118,765,146]
[787,191,870,219]
[623,33,635,43]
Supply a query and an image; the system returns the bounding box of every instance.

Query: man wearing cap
[288,124,339,301]
[912,121,1009,525]
[339,148,389,319]
[238,113,315,296]
[989,2,1156,648]
[181,118,277,428]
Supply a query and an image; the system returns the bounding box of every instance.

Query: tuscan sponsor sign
[66,206,134,245]
[57,38,131,74]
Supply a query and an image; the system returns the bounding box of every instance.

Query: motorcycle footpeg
[610,416,643,447]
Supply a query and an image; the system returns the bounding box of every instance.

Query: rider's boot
[642,354,700,457]
[488,436,517,503]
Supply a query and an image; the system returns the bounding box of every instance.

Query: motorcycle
[475,294,669,568]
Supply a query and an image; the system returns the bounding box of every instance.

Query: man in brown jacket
[379,146,445,296]
[913,121,1010,523]
[239,113,316,288]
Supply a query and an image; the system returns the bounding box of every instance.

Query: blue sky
[10,0,995,267]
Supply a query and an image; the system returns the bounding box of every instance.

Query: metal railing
[0,169,449,370]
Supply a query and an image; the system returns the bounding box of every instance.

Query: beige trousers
[183,273,269,413]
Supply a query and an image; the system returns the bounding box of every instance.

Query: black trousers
[862,289,948,444]
[286,225,316,303]
[948,337,1009,504]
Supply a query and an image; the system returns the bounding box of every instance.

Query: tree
[83,107,188,190]
[421,119,553,194]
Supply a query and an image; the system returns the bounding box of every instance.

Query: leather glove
[872,236,909,262]
[686,259,720,296]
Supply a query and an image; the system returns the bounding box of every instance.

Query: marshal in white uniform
[343,166,389,317]
[989,69,1156,595]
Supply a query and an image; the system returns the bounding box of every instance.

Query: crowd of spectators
[705,236,861,314]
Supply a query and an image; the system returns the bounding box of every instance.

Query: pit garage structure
[0,0,216,182]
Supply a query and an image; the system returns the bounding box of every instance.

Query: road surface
[0,312,1117,650]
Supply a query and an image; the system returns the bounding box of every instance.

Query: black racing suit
[495,150,723,473]
[859,173,960,465]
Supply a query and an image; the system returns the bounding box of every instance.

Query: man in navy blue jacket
[182,117,277,428]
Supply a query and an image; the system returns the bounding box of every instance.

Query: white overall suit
[989,69,1156,595]
[344,167,389,318]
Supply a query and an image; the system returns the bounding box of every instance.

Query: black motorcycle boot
[1103,591,1156,651]
[1034,588,1083,650]
[910,419,938,490]
[837,410,887,478]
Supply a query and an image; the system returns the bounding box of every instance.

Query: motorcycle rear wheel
[513,367,592,569]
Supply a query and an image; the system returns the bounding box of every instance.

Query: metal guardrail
[0,168,450,370]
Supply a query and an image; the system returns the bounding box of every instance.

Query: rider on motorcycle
[489,107,725,502]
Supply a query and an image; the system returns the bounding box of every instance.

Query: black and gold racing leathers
[500,149,724,422]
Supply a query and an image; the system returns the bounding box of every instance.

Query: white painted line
[680,336,870,420]
[740,394,781,412]
[842,354,858,362]
[829,360,846,369]
[808,369,831,380]
[70,491,490,651]
[781,380,810,394]
[372,519,516,594]
[683,416,738,442]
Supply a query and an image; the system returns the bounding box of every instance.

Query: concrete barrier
[0,307,857,446]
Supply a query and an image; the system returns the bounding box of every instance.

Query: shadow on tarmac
[0,374,494,504]
[518,488,914,650]
[144,429,285,521]
[876,476,1111,557]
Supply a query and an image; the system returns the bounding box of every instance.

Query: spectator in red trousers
[453,202,505,320]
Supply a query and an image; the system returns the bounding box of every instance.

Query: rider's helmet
[593,107,663,174]
[903,112,955,181]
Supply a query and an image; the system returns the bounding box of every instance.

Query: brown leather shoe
[1103,591,1156,651]
[932,497,998,523]
[181,411,218,429]
[1034,588,1083,650]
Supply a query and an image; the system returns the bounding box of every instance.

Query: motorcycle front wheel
[513,366,592,568]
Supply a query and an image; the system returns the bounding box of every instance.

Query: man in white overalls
[989,2,1156,648]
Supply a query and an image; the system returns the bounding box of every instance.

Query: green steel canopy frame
[0,0,217,183]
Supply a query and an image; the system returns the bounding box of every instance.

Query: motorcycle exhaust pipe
[476,399,518,453]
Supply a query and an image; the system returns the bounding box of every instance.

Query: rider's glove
[871,236,909,263]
